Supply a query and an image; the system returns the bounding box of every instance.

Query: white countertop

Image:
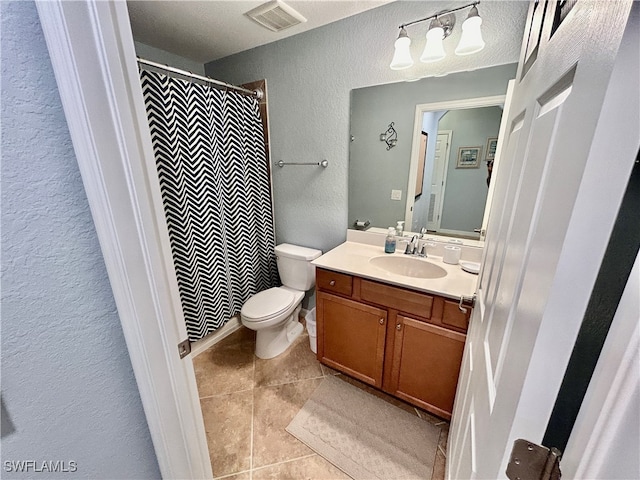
[312,241,479,300]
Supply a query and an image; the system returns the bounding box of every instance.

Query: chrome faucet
[402,230,429,257]
[405,235,419,255]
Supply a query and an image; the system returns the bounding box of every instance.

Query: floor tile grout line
[251,453,318,474]
[253,373,326,390]
[199,387,255,400]
[213,467,252,480]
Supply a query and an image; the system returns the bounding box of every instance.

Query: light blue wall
[205,1,528,253]
[438,106,504,233]
[1,3,160,477]
[135,41,205,75]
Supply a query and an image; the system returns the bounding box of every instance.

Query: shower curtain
[140,69,278,342]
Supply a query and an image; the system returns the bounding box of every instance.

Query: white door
[426,131,452,231]
[448,1,634,479]
[478,81,514,242]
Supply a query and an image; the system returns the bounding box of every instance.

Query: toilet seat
[241,287,296,322]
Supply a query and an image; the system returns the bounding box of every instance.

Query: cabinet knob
[329,280,336,286]
[379,318,385,325]
[396,323,402,330]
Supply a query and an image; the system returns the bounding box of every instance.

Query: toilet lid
[241,287,296,321]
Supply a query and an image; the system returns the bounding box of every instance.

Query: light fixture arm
[398,1,480,30]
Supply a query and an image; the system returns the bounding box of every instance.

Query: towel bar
[275,160,329,168]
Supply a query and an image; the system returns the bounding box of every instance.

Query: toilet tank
[275,243,322,290]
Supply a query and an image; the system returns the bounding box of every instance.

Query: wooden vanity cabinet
[315,267,470,420]
[316,293,387,387]
[389,315,466,418]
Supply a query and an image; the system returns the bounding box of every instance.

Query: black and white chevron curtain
[139,69,278,342]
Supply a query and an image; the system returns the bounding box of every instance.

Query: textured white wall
[135,41,205,75]
[1,2,160,477]
[206,1,529,253]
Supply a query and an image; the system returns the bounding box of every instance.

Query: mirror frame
[405,94,508,239]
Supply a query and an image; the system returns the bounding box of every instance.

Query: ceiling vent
[245,0,307,32]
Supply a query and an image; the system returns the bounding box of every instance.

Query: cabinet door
[388,314,465,420]
[317,292,387,387]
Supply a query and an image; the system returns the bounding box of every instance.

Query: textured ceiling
[127,0,393,63]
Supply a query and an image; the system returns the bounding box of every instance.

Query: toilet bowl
[240,243,322,359]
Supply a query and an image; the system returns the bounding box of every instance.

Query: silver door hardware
[178,339,191,359]
[458,294,476,313]
[506,439,561,480]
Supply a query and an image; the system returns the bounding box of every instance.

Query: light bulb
[455,6,485,56]
[420,25,446,63]
[390,28,413,70]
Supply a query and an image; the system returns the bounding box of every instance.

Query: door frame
[36,1,212,478]
[405,95,506,232]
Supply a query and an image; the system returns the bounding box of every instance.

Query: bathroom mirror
[348,63,517,243]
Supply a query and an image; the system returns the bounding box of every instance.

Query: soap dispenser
[396,221,404,237]
[385,227,397,254]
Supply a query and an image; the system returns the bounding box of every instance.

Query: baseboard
[190,316,242,358]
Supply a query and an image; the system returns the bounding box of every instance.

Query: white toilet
[241,243,322,359]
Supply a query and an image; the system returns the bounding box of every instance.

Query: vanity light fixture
[390,1,485,70]
[390,27,413,70]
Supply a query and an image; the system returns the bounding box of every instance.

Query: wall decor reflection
[380,122,398,150]
[457,146,482,168]
[486,137,498,160]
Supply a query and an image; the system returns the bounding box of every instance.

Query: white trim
[576,319,639,478]
[36,1,212,478]
[191,317,242,358]
[405,95,506,230]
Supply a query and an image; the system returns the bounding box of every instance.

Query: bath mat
[286,375,441,480]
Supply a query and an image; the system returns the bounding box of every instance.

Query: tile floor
[193,323,449,480]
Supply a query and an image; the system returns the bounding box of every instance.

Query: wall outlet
[391,189,402,201]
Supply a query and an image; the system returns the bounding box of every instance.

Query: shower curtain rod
[137,57,263,99]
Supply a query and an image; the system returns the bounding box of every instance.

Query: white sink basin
[369,255,447,279]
